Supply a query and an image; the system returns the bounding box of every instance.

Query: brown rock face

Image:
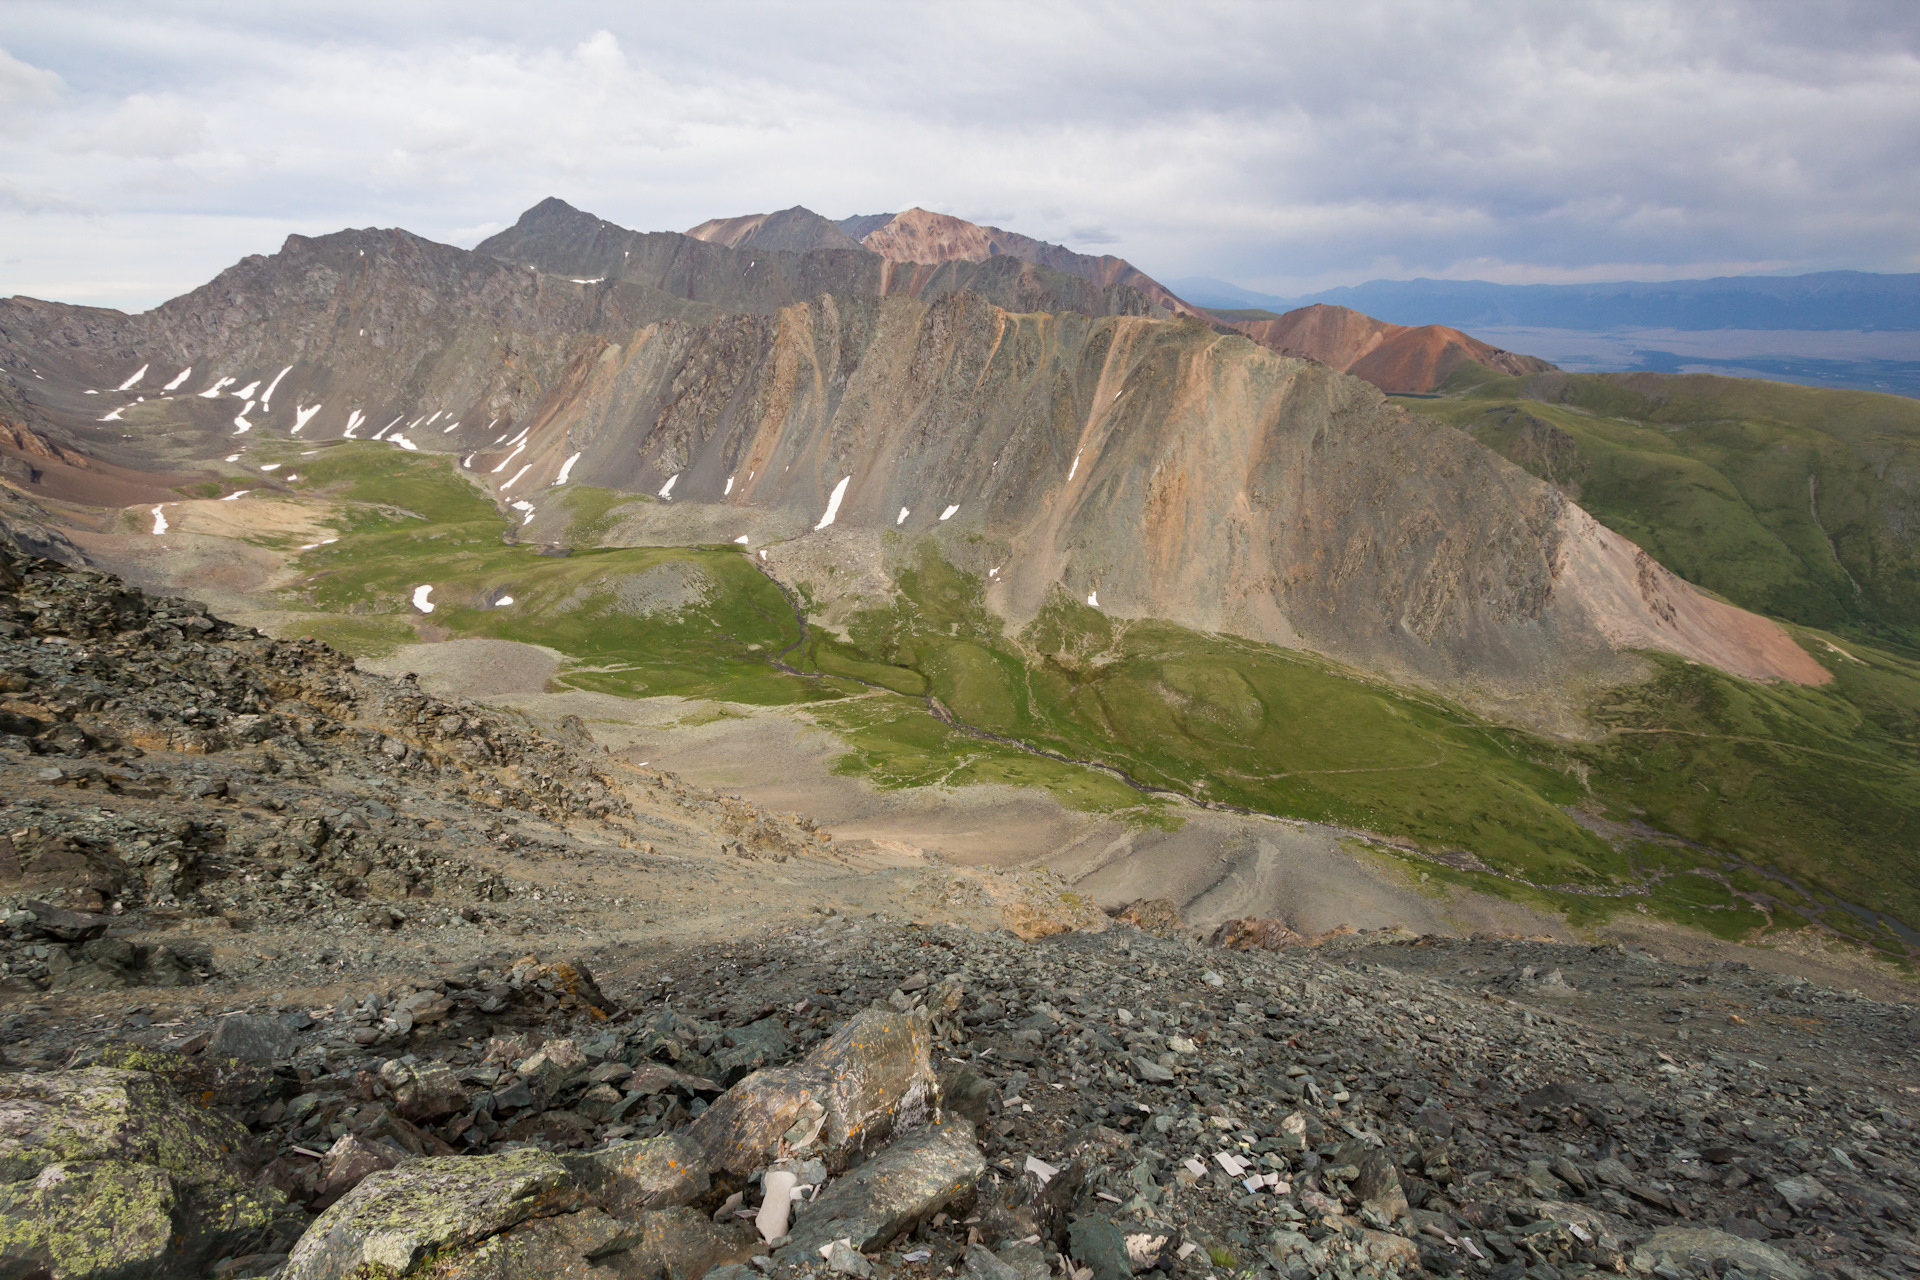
[1226,303,1556,393]
[858,207,1203,317]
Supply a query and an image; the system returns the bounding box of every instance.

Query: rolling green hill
[1402,371,1920,648]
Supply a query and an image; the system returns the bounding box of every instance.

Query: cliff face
[0,210,1823,698]
[504,291,1825,691]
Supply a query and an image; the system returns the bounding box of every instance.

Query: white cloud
[0,45,62,108]
[0,2,1914,309]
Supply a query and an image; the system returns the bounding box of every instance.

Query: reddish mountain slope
[1229,303,1555,393]
[858,208,1203,317]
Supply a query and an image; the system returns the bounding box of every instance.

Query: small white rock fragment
[1023,1155,1059,1186]
[757,1169,798,1243]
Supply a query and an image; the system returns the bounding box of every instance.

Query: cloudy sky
[3,0,1917,311]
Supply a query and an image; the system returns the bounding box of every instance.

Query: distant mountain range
[1169,271,1920,332]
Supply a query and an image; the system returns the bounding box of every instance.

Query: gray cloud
[0,0,1915,310]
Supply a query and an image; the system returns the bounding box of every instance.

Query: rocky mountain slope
[0,205,1821,702]
[687,207,869,255]
[1218,305,1557,395]
[0,545,1914,1280]
[1408,373,1920,648]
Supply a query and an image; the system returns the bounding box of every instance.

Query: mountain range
[1173,270,1920,333]
[2,196,1917,955]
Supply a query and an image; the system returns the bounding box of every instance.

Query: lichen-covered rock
[0,1069,281,1279]
[280,1148,585,1280]
[560,1132,706,1217]
[776,1116,985,1260]
[0,1067,253,1185]
[690,1007,936,1177]
[0,1159,177,1279]
[419,1207,636,1280]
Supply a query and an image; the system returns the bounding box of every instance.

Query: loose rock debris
[0,549,1913,1279]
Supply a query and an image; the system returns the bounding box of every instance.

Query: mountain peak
[684,206,864,254]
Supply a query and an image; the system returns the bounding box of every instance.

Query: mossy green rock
[417,1207,635,1279]
[0,1159,176,1279]
[0,1068,252,1186]
[281,1148,585,1280]
[0,1070,280,1279]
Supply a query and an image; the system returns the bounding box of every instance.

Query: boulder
[1634,1226,1810,1280]
[689,1007,937,1176]
[281,1148,586,1280]
[417,1207,638,1280]
[1068,1216,1133,1280]
[561,1132,708,1216]
[0,1069,279,1278]
[383,1058,467,1122]
[207,1012,298,1063]
[0,1159,180,1278]
[708,1018,796,1085]
[310,1132,406,1212]
[777,1116,985,1260]
[620,1205,757,1280]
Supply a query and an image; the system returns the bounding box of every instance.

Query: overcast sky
[3,0,1917,311]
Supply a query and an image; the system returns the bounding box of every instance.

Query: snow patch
[460,455,475,468]
[492,440,527,473]
[658,473,679,499]
[392,435,418,451]
[116,364,148,391]
[260,365,291,407]
[224,454,241,462]
[1067,450,1081,481]
[897,507,910,525]
[100,407,124,422]
[734,535,749,544]
[291,404,322,434]
[501,463,534,490]
[441,419,461,433]
[342,410,366,438]
[425,411,442,427]
[199,376,236,399]
[495,596,515,607]
[724,474,734,495]
[222,490,251,501]
[233,380,260,399]
[554,452,583,485]
[815,475,851,530]
[570,277,604,284]
[939,504,959,521]
[232,400,255,433]
[412,585,436,613]
[163,367,192,391]
[1087,590,1099,607]
[149,506,168,535]
[259,463,281,472]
